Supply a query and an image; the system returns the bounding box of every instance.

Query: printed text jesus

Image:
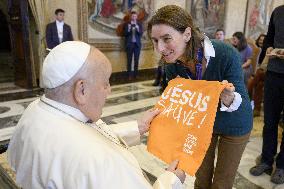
[157,84,210,127]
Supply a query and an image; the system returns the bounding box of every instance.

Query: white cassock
[7,95,183,189]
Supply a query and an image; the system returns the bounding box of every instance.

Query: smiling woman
[147,6,202,66]
[147,5,253,189]
[150,25,188,63]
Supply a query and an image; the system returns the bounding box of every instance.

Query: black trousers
[126,43,141,78]
[261,71,284,169]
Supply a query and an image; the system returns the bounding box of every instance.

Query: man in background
[214,28,225,41]
[46,9,73,49]
[250,5,284,185]
[124,11,143,80]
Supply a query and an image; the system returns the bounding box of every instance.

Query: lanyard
[195,47,203,80]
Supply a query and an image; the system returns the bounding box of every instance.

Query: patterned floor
[0,80,283,189]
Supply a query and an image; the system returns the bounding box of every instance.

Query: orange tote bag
[147,78,226,176]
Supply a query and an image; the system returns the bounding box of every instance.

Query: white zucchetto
[42,41,91,89]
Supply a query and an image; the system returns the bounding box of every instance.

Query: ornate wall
[43,0,278,73]
[45,0,162,73]
[245,0,284,39]
[154,0,185,10]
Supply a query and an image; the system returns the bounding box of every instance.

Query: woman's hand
[220,80,235,107]
[242,59,252,68]
[137,109,160,135]
[166,160,186,183]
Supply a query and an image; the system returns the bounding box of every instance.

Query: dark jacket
[46,21,73,49]
[123,22,143,49]
[258,5,284,73]
[165,40,253,136]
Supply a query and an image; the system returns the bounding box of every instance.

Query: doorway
[0,9,14,83]
[0,0,35,89]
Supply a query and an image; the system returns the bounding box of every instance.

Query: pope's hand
[137,109,160,135]
[166,160,186,183]
[220,80,235,107]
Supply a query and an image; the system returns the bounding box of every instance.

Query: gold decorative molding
[78,0,88,42]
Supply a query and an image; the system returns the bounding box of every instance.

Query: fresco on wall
[190,0,226,38]
[245,0,284,39]
[87,0,153,41]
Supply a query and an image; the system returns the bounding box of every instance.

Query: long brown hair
[147,5,203,73]
[255,34,266,48]
[233,32,247,51]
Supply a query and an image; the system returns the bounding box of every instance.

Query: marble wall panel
[224,0,248,38]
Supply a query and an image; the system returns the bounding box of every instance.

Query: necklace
[40,97,128,149]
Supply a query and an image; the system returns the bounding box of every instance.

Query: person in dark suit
[124,11,143,80]
[250,5,284,185]
[46,9,73,49]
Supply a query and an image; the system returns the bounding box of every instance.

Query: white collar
[56,20,64,25]
[204,35,215,57]
[202,35,215,66]
[203,35,215,58]
[41,95,89,123]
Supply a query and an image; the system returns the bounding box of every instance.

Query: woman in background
[232,32,253,86]
[247,34,266,116]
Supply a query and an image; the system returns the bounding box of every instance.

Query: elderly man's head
[43,41,112,121]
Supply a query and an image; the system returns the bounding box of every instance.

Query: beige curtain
[28,0,48,88]
[29,35,37,87]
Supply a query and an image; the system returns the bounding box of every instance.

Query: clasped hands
[266,47,284,59]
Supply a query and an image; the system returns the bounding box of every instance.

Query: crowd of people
[3,3,284,189]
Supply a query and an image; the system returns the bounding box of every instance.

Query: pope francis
[7,41,185,189]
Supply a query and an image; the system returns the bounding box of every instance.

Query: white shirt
[56,20,64,43]
[7,96,183,189]
[204,36,242,112]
